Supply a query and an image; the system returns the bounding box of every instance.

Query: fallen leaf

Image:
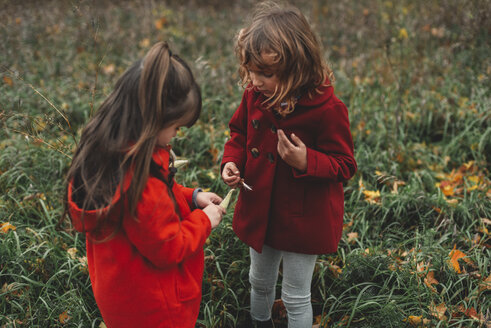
[328,263,342,278]
[448,245,466,273]
[481,218,491,226]
[67,248,78,260]
[424,271,439,292]
[398,28,409,40]
[1,222,16,233]
[3,76,13,86]
[363,189,381,204]
[438,181,455,196]
[59,311,70,324]
[154,17,167,30]
[347,232,358,244]
[102,64,115,75]
[272,299,287,322]
[429,302,447,321]
[478,274,491,292]
[392,180,406,193]
[406,315,422,325]
[139,38,150,48]
[405,315,431,327]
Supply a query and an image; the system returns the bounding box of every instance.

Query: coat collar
[152,145,172,175]
[252,79,334,117]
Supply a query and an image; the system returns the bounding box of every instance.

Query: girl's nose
[250,73,262,87]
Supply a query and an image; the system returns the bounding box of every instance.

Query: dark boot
[251,318,274,328]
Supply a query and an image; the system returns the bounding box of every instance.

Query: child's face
[247,53,279,98]
[157,122,182,147]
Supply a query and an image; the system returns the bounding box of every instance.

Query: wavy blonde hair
[236,1,334,116]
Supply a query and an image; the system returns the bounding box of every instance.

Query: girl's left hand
[196,192,223,208]
[277,129,307,172]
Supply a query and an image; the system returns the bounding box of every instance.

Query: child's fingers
[223,162,240,178]
[277,129,294,149]
[209,193,223,204]
[290,133,305,148]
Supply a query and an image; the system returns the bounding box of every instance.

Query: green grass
[1,0,490,327]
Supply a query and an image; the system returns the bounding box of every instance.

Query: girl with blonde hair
[221,2,357,327]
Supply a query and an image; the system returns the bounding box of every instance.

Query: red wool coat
[222,83,357,254]
[67,147,211,328]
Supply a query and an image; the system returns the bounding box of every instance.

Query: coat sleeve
[221,91,248,174]
[176,184,194,207]
[123,178,211,269]
[293,100,357,182]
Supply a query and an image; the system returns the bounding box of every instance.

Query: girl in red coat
[221,2,357,327]
[64,42,225,328]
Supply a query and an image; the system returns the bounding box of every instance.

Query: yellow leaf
[59,311,70,324]
[424,271,439,293]
[406,315,422,325]
[67,248,78,260]
[99,323,107,328]
[154,17,167,30]
[467,175,480,184]
[139,38,150,48]
[429,302,447,321]
[405,315,431,327]
[439,182,454,196]
[478,274,491,292]
[446,198,459,205]
[358,177,365,189]
[102,64,115,75]
[347,232,358,244]
[328,263,342,278]
[448,245,466,273]
[398,28,409,40]
[1,222,16,233]
[3,76,13,86]
[363,190,381,204]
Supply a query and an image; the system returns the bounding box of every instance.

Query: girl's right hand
[222,162,241,188]
[202,204,226,229]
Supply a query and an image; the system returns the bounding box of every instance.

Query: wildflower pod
[173,159,189,168]
[220,189,235,210]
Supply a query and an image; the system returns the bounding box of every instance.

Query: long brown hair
[236,1,333,116]
[65,41,201,228]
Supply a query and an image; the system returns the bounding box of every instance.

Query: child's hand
[202,204,226,229]
[222,162,241,188]
[277,129,307,172]
[196,192,222,208]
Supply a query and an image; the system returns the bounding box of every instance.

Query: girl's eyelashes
[247,68,274,78]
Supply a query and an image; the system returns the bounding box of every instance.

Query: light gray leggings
[249,245,317,328]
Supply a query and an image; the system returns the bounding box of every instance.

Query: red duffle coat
[67,147,211,328]
[221,83,357,254]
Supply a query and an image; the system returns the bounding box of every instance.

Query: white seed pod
[220,189,235,209]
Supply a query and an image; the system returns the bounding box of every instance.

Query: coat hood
[67,147,172,233]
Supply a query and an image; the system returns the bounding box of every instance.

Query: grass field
[1,0,490,327]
